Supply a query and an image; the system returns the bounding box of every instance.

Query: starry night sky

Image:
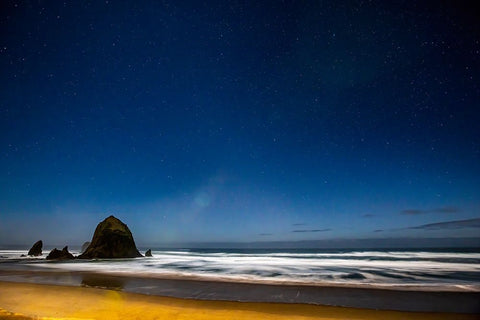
[1,1,479,247]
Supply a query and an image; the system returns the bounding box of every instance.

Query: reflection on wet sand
[81,274,125,290]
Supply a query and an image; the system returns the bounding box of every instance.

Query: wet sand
[1,269,479,313]
[0,281,478,320]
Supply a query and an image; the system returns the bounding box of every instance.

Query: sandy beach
[0,281,478,320]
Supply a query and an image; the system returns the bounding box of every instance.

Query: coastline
[0,281,478,320]
[2,266,479,292]
[1,270,479,314]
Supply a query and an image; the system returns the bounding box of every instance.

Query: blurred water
[1,248,479,289]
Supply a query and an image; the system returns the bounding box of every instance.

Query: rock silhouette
[46,246,75,260]
[145,249,152,257]
[27,240,43,256]
[78,215,142,259]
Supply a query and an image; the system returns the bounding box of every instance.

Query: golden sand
[0,281,477,320]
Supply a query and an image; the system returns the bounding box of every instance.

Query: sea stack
[145,249,152,257]
[46,246,74,260]
[27,240,43,256]
[78,215,142,259]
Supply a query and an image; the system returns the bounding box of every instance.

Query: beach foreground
[0,281,477,320]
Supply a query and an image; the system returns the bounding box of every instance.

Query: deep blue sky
[1,1,479,247]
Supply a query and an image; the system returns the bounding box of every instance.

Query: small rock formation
[27,240,43,256]
[145,249,152,257]
[81,241,91,253]
[46,246,75,260]
[78,215,142,259]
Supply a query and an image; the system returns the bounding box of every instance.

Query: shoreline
[1,270,479,313]
[0,281,479,320]
[1,263,479,293]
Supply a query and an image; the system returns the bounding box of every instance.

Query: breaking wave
[1,248,479,288]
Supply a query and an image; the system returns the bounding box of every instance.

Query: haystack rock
[145,249,152,257]
[27,240,43,256]
[78,215,142,259]
[46,246,75,260]
[81,241,91,253]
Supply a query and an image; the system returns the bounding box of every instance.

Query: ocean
[1,247,479,289]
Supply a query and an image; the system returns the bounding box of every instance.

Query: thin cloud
[373,229,384,233]
[292,223,307,226]
[292,229,331,233]
[362,214,375,218]
[259,233,273,236]
[402,209,424,215]
[434,206,460,213]
[401,206,461,215]
[408,218,480,230]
